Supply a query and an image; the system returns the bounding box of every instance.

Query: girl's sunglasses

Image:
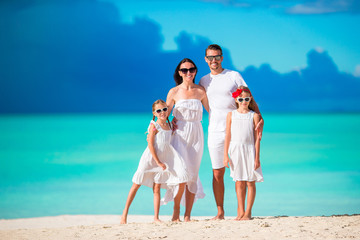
[154,107,168,113]
[179,67,196,74]
[237,97,251,102]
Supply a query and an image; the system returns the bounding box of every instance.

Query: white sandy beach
[0,214,359,239]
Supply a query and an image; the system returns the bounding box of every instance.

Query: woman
[166,58,209,222]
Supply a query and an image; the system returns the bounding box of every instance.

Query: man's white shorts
[208,131,226,169]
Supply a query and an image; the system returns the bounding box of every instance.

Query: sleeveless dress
[228,110,264,182]
[132,120,189,204]
[171,99,206,202]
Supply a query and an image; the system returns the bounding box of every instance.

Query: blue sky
[102,0,360,74]
[1,0,360,113]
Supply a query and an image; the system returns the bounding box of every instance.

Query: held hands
[157,161,167,170]
[224,156,230,168]
[255,118,264,140]
[171,117,178,133]
[254,160,261,170]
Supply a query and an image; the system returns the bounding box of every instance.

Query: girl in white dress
[120,100,188,224]
[224,86,263,221]
[166,58,209,222]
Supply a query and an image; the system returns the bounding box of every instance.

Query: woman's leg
[172,183,185,222]
[241,181,256,220]
[235,181,246,220]
[120,183,141,224]
[153,183,162,222]
[184,185,196,222]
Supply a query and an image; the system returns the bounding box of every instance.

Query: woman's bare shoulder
[167,86,179,96]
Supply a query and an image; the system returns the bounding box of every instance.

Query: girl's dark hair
[152,99,171,128]
[235,86,257,112]
[173,58,197,86]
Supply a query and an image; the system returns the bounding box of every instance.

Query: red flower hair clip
[232,88,251,98]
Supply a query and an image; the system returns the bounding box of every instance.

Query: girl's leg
[153,183,162,222]
[120,183,141,224]
[172,183,185,222]
[235,181,246,220]
[241,181,256,220]
[184,185,195,222]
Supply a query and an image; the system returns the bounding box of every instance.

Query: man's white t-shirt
[199,69,247,132]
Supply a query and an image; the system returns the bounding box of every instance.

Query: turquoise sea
[0,113,359,219]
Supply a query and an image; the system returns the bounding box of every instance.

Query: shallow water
[0,113,359,219]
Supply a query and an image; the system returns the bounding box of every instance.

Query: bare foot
[120,216,127,224]
[154,218,162,223]
[240,215,252,221]
[172,208,180,222]
[184,216,191,222]
[234,212,245,221]
[211,213,225,220]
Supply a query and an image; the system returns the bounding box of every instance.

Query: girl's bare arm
[148,124,166,170]
[223,112,232,168]
[253,113,261,170]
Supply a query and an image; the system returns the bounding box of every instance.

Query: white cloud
[199,0,360,15]
[286,0,353,14]
[354,65,360,77]
[314,47,325,53]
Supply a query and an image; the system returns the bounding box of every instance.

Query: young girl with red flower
[224,86,264,220]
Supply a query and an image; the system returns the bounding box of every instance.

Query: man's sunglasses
[154,107,168,113]
[237,97,251,102]
[206,55,222,61]
[179,67,196,74]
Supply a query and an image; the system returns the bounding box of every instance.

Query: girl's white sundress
[171,99,206,203]
[132,120,189,204]
[228,110,264,182]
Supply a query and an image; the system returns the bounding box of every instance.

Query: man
[199,44,263,220]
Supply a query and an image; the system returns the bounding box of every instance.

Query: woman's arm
[253,113,261,170]
[199,86,210,113]
[148,124,166,170]
[166,88,178,131]
[166,87,176,114]
[223,112,232,168]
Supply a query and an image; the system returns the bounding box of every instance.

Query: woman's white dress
[228,110,263,182]
[171,99,205,202]
[132,120,189,203]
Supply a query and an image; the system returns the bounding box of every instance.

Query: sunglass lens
[156,109,161,113]
[245,97,250,102]
[207,55,221,61]
[163,108,168,112]
[237,98,243,102]
[180,68,196,74]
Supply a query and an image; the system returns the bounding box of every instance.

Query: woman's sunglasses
[154,107,168,113]
[237,97,251,102]
[179,67,196,74]
[206,55,222,61]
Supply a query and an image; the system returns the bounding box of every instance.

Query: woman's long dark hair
[173,58,198,86]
